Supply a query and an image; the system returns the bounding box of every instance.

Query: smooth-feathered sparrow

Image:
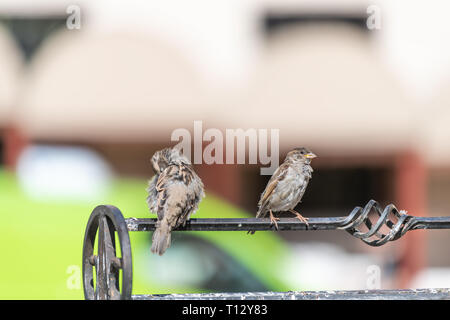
[146,147,205,255]
[249,147,317,234]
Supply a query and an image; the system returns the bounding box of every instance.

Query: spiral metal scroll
[338,200,419,246]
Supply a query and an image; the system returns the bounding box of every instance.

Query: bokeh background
[1,0,450,299]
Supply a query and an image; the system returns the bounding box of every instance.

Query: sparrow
[249,147,317,234]
[146,147,205,255]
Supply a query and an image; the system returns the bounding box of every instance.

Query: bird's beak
[305,152,317,159]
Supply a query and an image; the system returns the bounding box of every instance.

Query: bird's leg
[289,209,309,226]
[269,210,280,230]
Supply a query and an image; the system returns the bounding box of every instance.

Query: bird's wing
[163,182,189,227]
[258,162,289,212]
[155,164,204,226]
[260,178,278,207]
[146,174,159,213]
[153,167,173,220]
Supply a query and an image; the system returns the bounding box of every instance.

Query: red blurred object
[395,151,427,288]
[4,125,29,170]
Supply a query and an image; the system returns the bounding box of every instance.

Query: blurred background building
[0,0,450,298]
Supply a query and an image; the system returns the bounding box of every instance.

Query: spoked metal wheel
[82,205,132,300]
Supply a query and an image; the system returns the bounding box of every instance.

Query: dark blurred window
[262,12,369,38]
[299,167,394,215]
[244,165,394,217]
[0,16,67,61]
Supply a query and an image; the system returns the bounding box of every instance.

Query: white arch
[17,30,214,142]
[224,25,417,155]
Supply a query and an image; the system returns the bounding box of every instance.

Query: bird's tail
[151,219,172,256]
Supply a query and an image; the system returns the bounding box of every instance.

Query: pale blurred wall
[16,25,417,152]
[16,30,215,142]
[229,24,416,155]
[2,0,449,161]
[1,0,450,97]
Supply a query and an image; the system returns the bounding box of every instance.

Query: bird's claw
[296,215,309,226]
[269,210,280,230]
[270,216,280,230]
[290,210,309,226]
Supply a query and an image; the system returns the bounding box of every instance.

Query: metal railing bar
[131,288,450,300]
[125,216,450,232]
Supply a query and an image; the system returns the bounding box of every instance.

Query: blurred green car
[0,169,296,299]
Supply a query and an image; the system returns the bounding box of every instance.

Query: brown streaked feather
[259,163,289,205]
[260,178,278,207]
[156,170,167,191]
[147,147,205,254]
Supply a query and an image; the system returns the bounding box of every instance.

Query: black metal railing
[82,199,450,300]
